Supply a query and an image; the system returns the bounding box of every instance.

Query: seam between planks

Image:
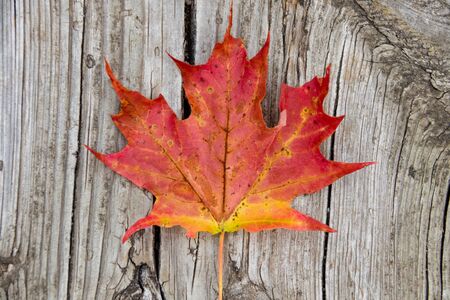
[66,1,86,298]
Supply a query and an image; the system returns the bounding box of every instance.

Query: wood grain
[1,0,83,299]
[1,0,448,299]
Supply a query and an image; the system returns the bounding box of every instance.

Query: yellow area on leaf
[222,200,300,232]
[157,214,221,235]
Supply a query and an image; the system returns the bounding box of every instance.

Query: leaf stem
[218,231,225,300]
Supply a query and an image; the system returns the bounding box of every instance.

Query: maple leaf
[87,10,373,299]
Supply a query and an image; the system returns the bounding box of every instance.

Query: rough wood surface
[1,0,449,299]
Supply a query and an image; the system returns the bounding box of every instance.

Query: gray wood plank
[324,1,450,299]
[69,0,185,299]
[0,0,83,299]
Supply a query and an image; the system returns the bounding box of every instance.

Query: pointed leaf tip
[122,215,157,243]
[103,60,126,94]
[84,144,102,160]
[104,59,114,79]
[166,51,191,71]
[225,1,233,36]
[327,227,337,233]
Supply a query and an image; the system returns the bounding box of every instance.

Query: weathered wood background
[1,0,449,299]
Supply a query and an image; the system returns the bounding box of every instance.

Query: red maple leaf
[87,10,373,299]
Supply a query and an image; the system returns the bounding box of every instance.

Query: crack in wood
[321,38,346,300]
[113,263,164,300]
[66,1,87,298]
[182,0,197,120]
[189,236,200,292]
[351,0,450,93]
[440,182,450,298]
